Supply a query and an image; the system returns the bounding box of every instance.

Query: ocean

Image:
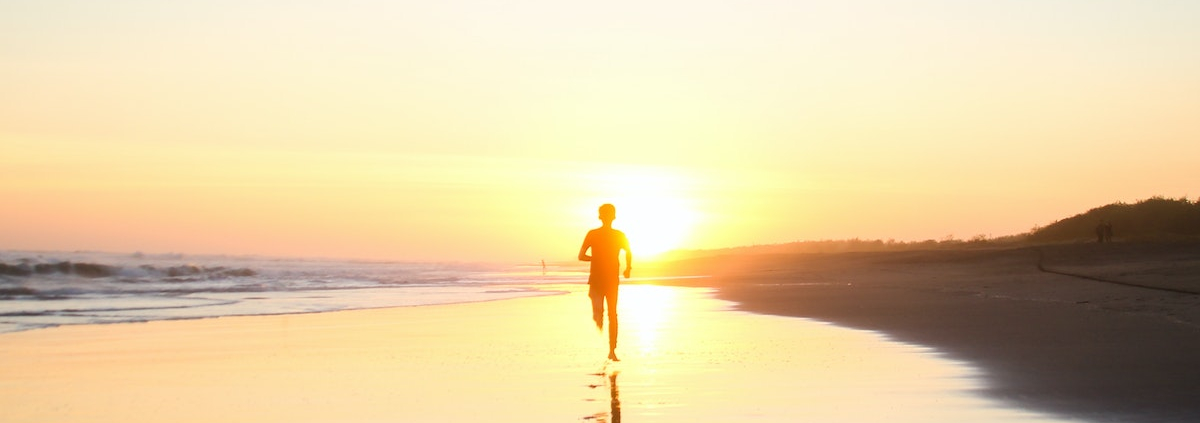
[0,250,578,333]
[1,250,1084,422]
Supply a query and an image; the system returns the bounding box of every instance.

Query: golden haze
[2,1,1198,261]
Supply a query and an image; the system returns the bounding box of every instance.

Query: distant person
[1096,221,1106,243]
[1103,221,1114,243]
[578,203,632,361]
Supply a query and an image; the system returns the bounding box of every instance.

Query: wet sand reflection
[0,284,1079,422]
[586,284,1074,422]
[585,367,621,423]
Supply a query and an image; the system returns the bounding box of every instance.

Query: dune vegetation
[660,197,1200,261]
[1028,197,1200,243]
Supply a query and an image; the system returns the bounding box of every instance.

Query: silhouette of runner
[578,203,632,361]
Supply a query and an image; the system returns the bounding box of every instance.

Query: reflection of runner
[578,204,632,361]
[586,368,622,423]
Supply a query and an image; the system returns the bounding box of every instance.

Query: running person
[578,203,632,361]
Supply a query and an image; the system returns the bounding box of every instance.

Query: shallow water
[582,285,1081,422]
[0,279,1086,422]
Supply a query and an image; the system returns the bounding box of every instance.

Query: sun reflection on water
[0,283,1080,422]
[618,284,679,356]
[600,285,1072,423]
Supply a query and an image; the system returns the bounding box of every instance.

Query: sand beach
[695,242,1200,422]
[2,242,1197,422]
[6,2,1197,421]
[3,283,1071,423]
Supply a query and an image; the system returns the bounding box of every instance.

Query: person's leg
[589,284,605,330]
[606,285,619,360]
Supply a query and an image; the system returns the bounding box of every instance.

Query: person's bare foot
[608,351,620,361]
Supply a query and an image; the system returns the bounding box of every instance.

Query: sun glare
[619,285,679,355]
[620,196,696,258]
[586,166,701,259]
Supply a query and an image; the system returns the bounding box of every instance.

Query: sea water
[0,250,575,333]
[0,250,1088,422]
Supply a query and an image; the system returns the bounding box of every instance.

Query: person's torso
[587,228,626,271]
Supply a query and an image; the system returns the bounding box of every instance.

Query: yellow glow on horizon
[3,2,1199,262]
[581,165,703,259]
[617,195,699,259]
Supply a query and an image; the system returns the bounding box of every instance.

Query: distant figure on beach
[1103,221,1114,243]
[1096,221,1106,243]
[578,203,632,361]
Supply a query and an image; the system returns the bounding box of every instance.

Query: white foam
[0,250,584,332]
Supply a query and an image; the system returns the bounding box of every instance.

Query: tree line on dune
[1027,197,1200,243]
[661,197,1200,260]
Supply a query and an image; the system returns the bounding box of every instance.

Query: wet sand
[4,242,1196,422]
[687,242,1200,423]
[1,284,1070,422]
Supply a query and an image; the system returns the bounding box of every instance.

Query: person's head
[598,203,616,223]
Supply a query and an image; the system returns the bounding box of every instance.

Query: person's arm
[578,233,592,262]
[623,237,632,279]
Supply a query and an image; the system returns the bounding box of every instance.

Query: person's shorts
[588,281,618,298]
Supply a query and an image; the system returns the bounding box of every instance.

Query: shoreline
[0,285,568,335]
[0,284,1070,422]
[4,242,1198,421]
[683,242,1200,423]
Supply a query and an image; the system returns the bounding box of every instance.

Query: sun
[617,196,697,258]
[585,166,701,259]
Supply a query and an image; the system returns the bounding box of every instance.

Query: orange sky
[2,1,1198,262]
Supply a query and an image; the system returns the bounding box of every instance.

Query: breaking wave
[0,250,584,333]
[0,260,256,280]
